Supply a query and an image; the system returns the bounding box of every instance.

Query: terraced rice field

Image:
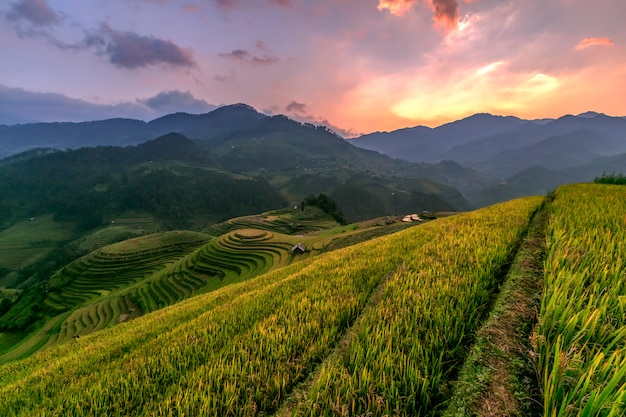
[212,207,340,235]
[0,215,77,287]
[39,231,210,346]
[2,184,625,416]
[14,226,340,355]
[0,196,543,415]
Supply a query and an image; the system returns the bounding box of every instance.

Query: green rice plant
[535,184,626,416]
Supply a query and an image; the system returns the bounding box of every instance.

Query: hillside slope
[0,195,542,415]
[2,185,624,416]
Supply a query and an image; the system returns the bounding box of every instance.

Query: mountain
[350,112,626,192]
[471,151,626,207]
[0,118,478,232]
[0,118,149,158]
[351,113,526,162]
[0,104,266,159]
[0,134,285,231]
[470,129,626,178]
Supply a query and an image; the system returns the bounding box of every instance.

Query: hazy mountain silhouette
[0,104,267,159]
[351,112,626,178]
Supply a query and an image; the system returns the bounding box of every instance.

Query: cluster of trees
[302,194,348,225]
[595,173,626,185]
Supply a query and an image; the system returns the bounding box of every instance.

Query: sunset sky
[1,0,625,135]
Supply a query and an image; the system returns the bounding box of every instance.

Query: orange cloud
[377,0,460,32]
[575,37,614,50]
[429,0,459,32]
[377,0,417,17]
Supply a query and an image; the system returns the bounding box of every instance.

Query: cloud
[377,0,460,32]
[377,0,416,17]
[575,37,614,50]
[182,3,203,13]
[0,85,218,124]
[285,101,307,114]
[139,90,217,114]
[215,70,237,83]
[218,49,278,65]
[0,84,149,124]
[3,2,195,70]
[267,0,293,7]
[6,0,60,26]
[211,0,294,11]
[93,23,196,69]
[429,0,459,31]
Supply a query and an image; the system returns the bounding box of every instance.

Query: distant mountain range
[0,105,481,232]
[1,106,624,212]
[350,111,626,203]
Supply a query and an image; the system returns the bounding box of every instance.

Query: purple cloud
[211,0,294,10]
[0,84,150,124]
[97,24,196,69]
[219,49,278,65]
[286,101,307,114]
[215,70,237,83]
[6,0,60,26]
[0,85,219,124]
[267,0,293,7]
[139,90,216,114]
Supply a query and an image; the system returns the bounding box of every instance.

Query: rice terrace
[0,183,624,416]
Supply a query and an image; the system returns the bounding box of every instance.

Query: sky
[0,0,625,136]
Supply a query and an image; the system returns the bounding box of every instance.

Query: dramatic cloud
[429,0,459,31]
[95,24,196,69]
[2,3,195,70]
[219,49,278,65]
[575,37,614,50]
[139,90,217,114]
[6,0,60,26]
[285,101,307,114]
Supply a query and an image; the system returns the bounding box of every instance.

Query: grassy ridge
[441,200,548,416]
[0,196,541,416]
[535,184,626,415]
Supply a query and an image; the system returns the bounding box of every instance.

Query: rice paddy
[1,184,623,416]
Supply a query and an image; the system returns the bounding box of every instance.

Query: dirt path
[442,200,549,417]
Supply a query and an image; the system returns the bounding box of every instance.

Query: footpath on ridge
[443,199,550,417]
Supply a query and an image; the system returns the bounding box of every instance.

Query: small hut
[291,243,306,254]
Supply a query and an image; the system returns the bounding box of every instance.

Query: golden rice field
[0,196,541,416]
[535,184,626,416]
[0,184,624,416]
